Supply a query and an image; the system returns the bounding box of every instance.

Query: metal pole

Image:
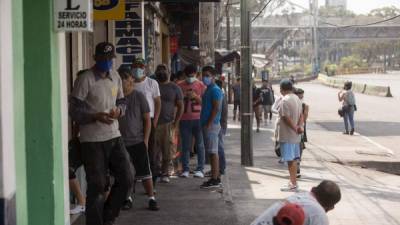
[313,0,319,75]
[226,2,231,51]
[240,0,253,166]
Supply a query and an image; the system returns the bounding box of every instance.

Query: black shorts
[68,138,83,179]
[234,100,240,111]
[126,142,152,180]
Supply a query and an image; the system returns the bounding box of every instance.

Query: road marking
[356,133,394,156]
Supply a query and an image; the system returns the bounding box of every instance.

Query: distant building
[325,0,347,10]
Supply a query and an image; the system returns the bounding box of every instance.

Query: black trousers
[81,137,133,225]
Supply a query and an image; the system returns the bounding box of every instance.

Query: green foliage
[369,6,400,19]
[339,56,367,70]
[319,6,356,18]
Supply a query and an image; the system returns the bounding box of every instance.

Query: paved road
[294,79,400,160]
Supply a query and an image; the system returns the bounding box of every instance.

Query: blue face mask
[96,60,113,72]
[186,77,196,84]
[202,77,212,86]
[133,68,145,79]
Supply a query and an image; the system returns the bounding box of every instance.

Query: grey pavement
[73,88,400,225]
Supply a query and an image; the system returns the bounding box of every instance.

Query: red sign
[170,36,178,54]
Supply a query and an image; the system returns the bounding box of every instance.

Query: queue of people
[68,42,226,225]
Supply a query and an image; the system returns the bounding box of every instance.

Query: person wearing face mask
[69,42,133,225]
[199,66,223,188]
[129,58,162,199]
[177,64,207,178]
[117,67,159,211]
[154,65,184,183]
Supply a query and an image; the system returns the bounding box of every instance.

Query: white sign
[114,1,145,68]
[54,0,93,32]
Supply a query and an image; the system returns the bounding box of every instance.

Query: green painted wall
[12,0,28,224]
[23,0,66,224]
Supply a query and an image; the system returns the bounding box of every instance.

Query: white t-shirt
[134,77,161,118]
[250,192,329,225]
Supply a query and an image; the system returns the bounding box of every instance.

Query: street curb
[222,172,234,204]
[318,74,393,97]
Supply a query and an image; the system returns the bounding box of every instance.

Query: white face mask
[133,68,145,79]
[186,77,196,84]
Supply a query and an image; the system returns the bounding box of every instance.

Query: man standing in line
[131,58,162,186]
[69,42,133,225]
[200,66,223,188]
[278,79,303,192]
[260,80,275,124]
[154,65,184,183]
[231,77,241,121]
[117,67,159,211]
[215,79,228,176]
[178,64,206,178]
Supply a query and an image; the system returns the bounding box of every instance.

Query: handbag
[274,141,281,157]
[338,108,344,117]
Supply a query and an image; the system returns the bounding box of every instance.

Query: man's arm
[69,97,96,125]
[143,112,151,148]
[206,99,220,128]
[153,96,161,127]
[174,100,184,128]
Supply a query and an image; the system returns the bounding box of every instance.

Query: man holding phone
[69,42,133,225]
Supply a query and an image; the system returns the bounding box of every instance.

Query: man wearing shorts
[278,79,303,192]
[118,67,159,211]
[200,66,223,188]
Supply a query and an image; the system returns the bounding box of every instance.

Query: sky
[289,0,400,14]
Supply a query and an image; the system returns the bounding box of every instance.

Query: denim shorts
[280,142,300,162]
[203,124,221,154]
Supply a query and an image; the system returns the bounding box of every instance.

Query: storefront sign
[114,1,145,68]
[94,0,125,20]
[54,0,93,32]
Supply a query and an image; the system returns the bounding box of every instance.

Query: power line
[251,0,274,23]
[320,14,400,28]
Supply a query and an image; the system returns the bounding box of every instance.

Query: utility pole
[226,0,231,51]
[312,0,319,75]
[240,0,253,166]
[199,2,215,67]
[226,0,232,103]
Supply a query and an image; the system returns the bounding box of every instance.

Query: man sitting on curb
[251,180,341,225]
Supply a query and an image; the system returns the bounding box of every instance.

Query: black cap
[95,42,116,59]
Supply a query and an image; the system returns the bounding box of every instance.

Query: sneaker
[200,179,221,189]
[204,170,212,177]
[280,183,299,192]
[193,171,204,178]
[160,176,170,183]
[70,205,85,215]
[121,197,133,210]
[180,171,189,178]
[343,131,349,135]
[350,129,354,135]
[148,199,160,211]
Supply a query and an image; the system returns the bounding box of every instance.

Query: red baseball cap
[275,203,305,225]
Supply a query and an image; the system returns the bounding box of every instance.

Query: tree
[318,6,356,18]
[369,6,400,19]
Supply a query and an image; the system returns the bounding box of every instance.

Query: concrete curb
[318,74,393,97]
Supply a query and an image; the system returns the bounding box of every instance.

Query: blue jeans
[218,128,226,175]
[180,120,205,172]
[343,107,355,132]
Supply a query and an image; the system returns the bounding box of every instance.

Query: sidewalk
[73,110,400,225]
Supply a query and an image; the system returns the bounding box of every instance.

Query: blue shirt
[200,83,223,126]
